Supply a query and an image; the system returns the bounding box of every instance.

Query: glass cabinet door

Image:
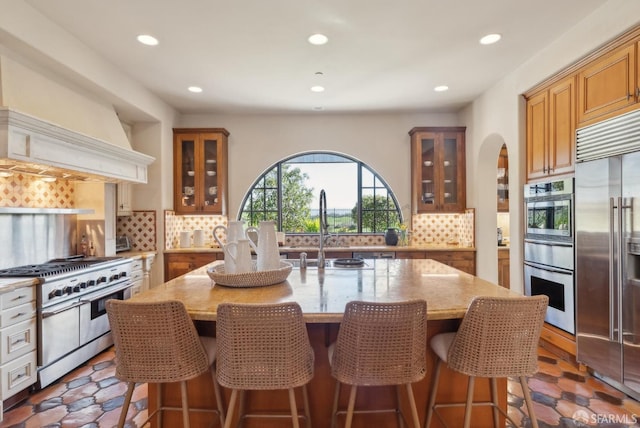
[177,136,197,212]
[202,136,220,211]
[420,137,436,206]
[442,135,459,206]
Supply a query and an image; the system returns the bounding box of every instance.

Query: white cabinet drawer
[1,318,36,362]
[1,351,37,399]
[131,259,143,271]
[0,301,36,329]
[131,270,143,282]
[1,286,35,310]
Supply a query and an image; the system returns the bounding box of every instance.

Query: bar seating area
[328,300,427,428]
[425,295,548,428]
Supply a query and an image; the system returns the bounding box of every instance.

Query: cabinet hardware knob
[636,87,640,98]
[628,92,633,101]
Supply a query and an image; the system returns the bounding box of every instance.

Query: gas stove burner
[0,256,125,278]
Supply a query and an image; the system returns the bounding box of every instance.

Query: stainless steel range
[0,256,133,389]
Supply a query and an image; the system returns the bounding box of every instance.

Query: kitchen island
[130,258,520,428]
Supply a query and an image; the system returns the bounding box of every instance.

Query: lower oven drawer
[1,350,37,399]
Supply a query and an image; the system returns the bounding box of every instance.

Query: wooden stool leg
[210,367,226,426]
[424,358,442,428]
[405,383,420,428]
[288,387,301,428]
[302,384,312,428]
[462,376,475,428]
[520,376,539,428]
[117,382,135,428]
[180,380,190,428]
[331,381,341,428]
[490,377,500,428]
[223,389,238,428]
[345,385,358,428]
[157,383,163,428]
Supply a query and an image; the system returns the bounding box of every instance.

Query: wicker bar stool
[329,299,427,428]
[424,295,548,428]
[106,299,225,428]
[216,302,315,428]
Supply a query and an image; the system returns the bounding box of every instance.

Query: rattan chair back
[446,295,549,378]
[216,301,314,390]
[331,299,427,386]
[106,299,211,384]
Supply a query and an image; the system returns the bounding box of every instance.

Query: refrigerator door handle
[616,196,624,344]
[610,197,617,341]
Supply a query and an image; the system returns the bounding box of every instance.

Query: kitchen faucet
[318,189,328,270]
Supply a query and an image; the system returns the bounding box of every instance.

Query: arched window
[239,152,402,233]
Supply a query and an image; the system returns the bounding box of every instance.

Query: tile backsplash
[164,209,475,249]
[116,211,157,251]
[0,174,75,208]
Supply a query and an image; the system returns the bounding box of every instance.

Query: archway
[475,133,509,284]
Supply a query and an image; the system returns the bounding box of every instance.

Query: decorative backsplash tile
[116,211,157,251]
[164,210,476,249]
[0,174,75,208]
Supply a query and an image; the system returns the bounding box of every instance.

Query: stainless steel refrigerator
[575,109,640,398]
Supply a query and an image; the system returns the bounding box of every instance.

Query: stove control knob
[120,272,127,278]
[48,289,63,299]
[63,286,73,295]
[79,282,87,289]
[110,274,119,282]
[87,280,96,287]
[73,285,81,293]
[97,276,107,284]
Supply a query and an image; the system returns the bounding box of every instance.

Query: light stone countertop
[164,245,476,254]
[0,277,38,294]
[131,258,516,323]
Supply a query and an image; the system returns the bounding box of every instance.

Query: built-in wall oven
[524,178,575,334]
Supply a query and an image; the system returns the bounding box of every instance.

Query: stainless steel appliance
[575,108,640,399]
[523,178,575,334]
[0,256,132,389]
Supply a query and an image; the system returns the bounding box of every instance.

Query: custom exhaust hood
[0,55,154,183]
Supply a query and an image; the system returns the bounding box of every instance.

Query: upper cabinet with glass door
[173,128,229,215]
[409,127,466,213]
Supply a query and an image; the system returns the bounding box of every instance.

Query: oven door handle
[523,261,573,275]
[79,282,131,303]
[41,301,86,319]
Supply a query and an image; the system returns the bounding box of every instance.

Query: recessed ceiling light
[434,85,449,92]
[313,106,324,111]
[308,34,328,45]
[137,34,159,46]
[188,86,203,93]
[0,171,13,178]
[310,86,325,93]
[480,33,501,45]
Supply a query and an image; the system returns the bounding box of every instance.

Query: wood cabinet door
[410,127,466,213]
[497,250,510,289]
[427,251,475,275]
[173,129,228,215]
[164,253,218,281]
[577,43,636,125]
[526,90,548,180]
[548,76,576,177]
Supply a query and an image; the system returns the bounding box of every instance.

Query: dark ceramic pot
[384,228,399,246]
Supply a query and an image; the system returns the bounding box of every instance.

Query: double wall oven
[524,178,575,334]
[0,256,132,389]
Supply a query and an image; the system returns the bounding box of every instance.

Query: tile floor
[1,346,639,427]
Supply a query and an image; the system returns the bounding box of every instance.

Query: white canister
[246,221,281,271]
[193,229,205,247]
[225,239,253,274]
[179,231,191,248]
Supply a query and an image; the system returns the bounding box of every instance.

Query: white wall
[178,112,459,220]
[462,0,640,292]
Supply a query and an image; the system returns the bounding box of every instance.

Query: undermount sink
[289,258,369,269]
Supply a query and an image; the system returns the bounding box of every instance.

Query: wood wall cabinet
[497,249,510,289]
[526,76,575,181]
[164,252,221,281]
[409,127,466,213]
[173,128,229,215]
[116,183,132,217]
[577,43,638,125]
[497,144,509,212]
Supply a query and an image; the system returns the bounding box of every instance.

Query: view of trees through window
[239,152,402,234]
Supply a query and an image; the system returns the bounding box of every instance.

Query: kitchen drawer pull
[11,337,26,346]
[11,295,27,301]
[12,372,26,381]
[11,312,26,319]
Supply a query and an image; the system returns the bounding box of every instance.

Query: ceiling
[24,0,606,116]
